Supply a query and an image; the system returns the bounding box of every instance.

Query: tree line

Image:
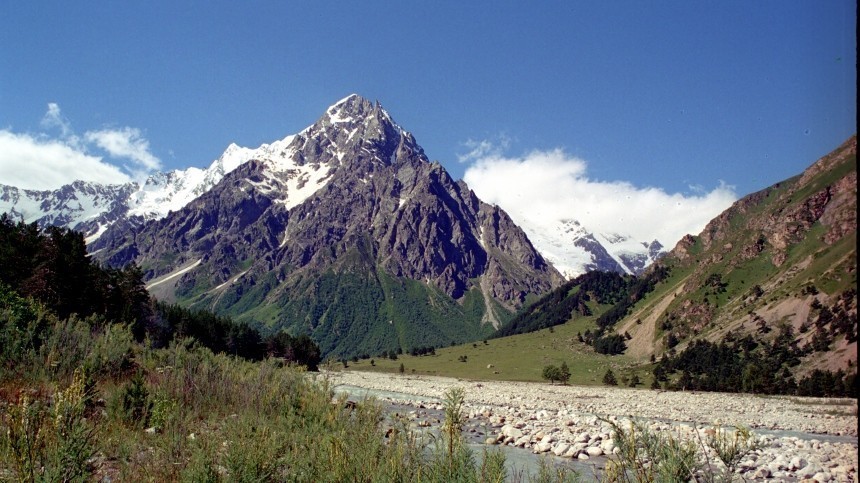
[0,215,320,370]
[653,328,856,397]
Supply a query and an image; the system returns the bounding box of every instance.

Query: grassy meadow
[346,316,655,389]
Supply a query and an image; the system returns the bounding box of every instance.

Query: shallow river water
[332,383,858,481]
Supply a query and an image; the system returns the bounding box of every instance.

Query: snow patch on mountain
[503,213,663,279]
[0,127,331,240]
[145,259,202,290]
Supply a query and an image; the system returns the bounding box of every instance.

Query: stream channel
[333,384,858,481]
[334,384,608,481]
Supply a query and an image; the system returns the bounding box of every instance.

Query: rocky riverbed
[326,371,858,482]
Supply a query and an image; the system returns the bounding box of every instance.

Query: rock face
[91,95,564,357]
[0,181,139,242]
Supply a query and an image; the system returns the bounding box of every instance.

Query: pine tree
[602,368,618,386]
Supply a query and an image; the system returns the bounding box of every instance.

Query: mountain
[2,145,664,282]
[89,95,565,358]
[0,142,254,242]
[498,215,664,279]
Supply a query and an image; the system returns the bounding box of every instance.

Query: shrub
[559,362,571,385]
[85,322,134,379]
[119,371,152,428]
[601,418,761,483]
[603,419,698,482]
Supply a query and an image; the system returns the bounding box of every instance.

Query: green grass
[350,315,643,386]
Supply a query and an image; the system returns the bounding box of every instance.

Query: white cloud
[85,127,162,172]
[40,102,83,149]
[0,104,161,190]
[0,130,131,190]
[457,134,511,163]
[41,103,70,135]
[463,146,737,248]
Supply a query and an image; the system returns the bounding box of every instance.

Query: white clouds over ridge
[0,104,160,190]
[463,145,737,248]
[0,131,130,190]
[85,127,162,174]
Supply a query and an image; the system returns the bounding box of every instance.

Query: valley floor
[327,370,858,481]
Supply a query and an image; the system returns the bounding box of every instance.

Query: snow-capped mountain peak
[0,95,403,242]
[499,214,664,279]
[0,94,664,277]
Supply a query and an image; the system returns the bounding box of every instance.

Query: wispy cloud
[0,104,161,190]
[457,134,511,163]
[462,142,737,247]
[85,127,162,173]
[41,103,71,136]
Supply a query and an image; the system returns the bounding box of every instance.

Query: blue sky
[0,1,855,242]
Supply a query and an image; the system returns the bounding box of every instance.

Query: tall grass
[601,418,760,483]
[2,310,519,481]
[2,368,95,482]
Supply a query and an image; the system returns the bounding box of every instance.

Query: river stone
[812,472,832,482]
[502,424,523,440]
[771,455,788,470]
[485,437,497,445]
[752,466,771,479]
[574,432,590,443]
[790,456,808,470]
[563,446,579,458]
[533,441,552,453]
[514,435,530,447]
[586,447,604,457]
[798,464,824,479]
[600,439,615,453]
[553,443,571,456]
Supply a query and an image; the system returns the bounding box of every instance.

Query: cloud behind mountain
[463,145,737,248]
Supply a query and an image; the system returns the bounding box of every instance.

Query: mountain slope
[91,95,564,358]
[616,136,857,374]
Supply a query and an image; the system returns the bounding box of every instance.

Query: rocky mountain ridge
[89,95,565,357]
[0,132,259,242]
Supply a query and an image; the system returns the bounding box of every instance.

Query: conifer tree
[602,368,618,386]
